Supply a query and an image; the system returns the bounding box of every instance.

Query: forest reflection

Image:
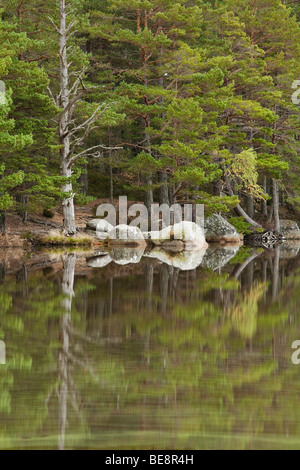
[1,244,300,449]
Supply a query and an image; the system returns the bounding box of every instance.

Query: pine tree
[0,2,62,220]
[193,0,300,227]
[0,16,36,233]
[216,0,300,225]
[86,0,236,212]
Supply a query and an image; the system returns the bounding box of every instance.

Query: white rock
[95,220,114,240]
[144,221,207,249]
[87,219,113,232]
[108,224,146,243]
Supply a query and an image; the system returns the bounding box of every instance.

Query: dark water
[1,243,300,450]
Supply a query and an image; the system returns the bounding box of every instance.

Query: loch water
[0,243,300,450]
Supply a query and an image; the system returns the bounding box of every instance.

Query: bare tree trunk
[59,0,76,236]
[61,163,76,236]
[272,179,280,234]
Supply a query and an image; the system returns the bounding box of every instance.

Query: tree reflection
[58,253,75,450]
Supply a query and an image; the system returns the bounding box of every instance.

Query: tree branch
[48,16,60,34]
[67,144,123,168]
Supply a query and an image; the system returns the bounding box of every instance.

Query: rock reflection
[109,247,145,265]
[145,247,207,271]
[85,244,244,272]
[87,253,112,268]
[279,241,300,259]
[202,246,240,271]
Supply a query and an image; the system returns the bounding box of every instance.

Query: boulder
[86,218,102,231]
[144,221,208,249]
[204,214,241,243]
[86,218,113,232]
[95,219,114,240]
[279,220,300,240]
[108,224,146,246]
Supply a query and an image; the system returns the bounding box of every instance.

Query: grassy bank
[37,231,94,247]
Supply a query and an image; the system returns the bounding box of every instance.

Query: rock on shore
[143,221,208,250]
[280,220,300,240]
[204,214,241,244]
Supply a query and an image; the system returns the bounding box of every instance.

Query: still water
[1,243,300,450]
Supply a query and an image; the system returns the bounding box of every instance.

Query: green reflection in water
[0,246,300,449]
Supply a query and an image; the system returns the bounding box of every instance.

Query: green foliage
[228,217,252,235]
[1,0,300,225]
[0,165,24,211]
[0,10,60,216]
[229,149,265,199]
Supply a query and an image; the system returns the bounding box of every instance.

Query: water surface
[1,244,300,450]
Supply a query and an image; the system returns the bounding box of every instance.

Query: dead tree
[48,1,119,235]
[272,179,281,234]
